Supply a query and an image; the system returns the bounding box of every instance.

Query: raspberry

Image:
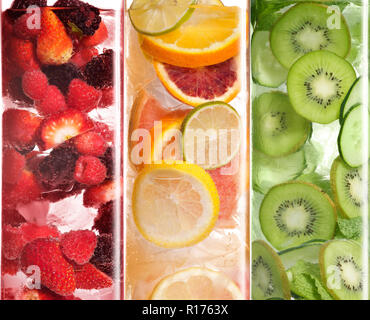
[13,13,42,39]
[83,49,113,89]
[37,141,79,191]
[1,255,20,276]
[90,233,113,277]
[70,47,98,68]
[83,179,120,208]
[54,0,101,36]
[3,148,26,184]
[7,0,47,20]
[74,156,107,185]
[36,85,67,116]
[94,121,114,143]
[60,230,97,265]
[93,201,113,235]
[67,79,102,113]
[74,131,108,157]
[2,225,24,260]
[99,87,114,108]
[41,63,82,95]
[2,209,26,227]
[22,70,48,101]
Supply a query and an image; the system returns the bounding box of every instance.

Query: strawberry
[13,13,41,40]
[9,37,39,72]
[40,109,93,150]
[70,47,98,68]
[35,85,67,116]
[67,79,102,113]
[21,238,76,296]
[2,148,26,184]
[37,7,73,65]
[22,69,49,101]
[74,263,113,290]
[2,170,43,209]
[3,109,42,152]
[74,156,107,185]
[20,223,60,243]
[74,131,107,157]
[80,21,108,47]
[19,287,81,300]
[83,179,121,208]
[60,230,97,265]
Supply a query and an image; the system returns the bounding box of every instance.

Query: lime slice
[129,0,196,36]
[182,102,241,170]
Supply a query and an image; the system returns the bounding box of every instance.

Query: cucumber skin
[339,77,361,125]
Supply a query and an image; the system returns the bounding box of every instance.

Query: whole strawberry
[74,263,113,290]
[67,79,101,113]
[21,238,76,296]
[37,8,73,65]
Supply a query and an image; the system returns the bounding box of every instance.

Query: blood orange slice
[153,57,240,106]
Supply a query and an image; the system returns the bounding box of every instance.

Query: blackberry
[83,49,113,89]
[7,0,47,20]
[99,147,114,180]
[37,141,79,191]
[41,63,82,95]
[93,201,113,235]
[90,233,113,276]
[54,0,101,36]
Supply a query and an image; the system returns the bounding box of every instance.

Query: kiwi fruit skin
[270,3,351,69]
[330,157,364,219]
[252,240,291,300]
[287,50,357,124]
[319,240,364,300]
[259,181,337,251]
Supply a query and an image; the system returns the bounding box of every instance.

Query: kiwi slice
[330,157,366,219]
[270,3,351,69]
[320,240,365,300]
[287,50,356,124]
[252,240,291,300]
[259,182,337,251]
[253,91,311,157]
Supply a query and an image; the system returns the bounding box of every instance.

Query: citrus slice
[153,57,240,106]
[132,163,219,248]
[182,101,241,169]
[140,4,241,68]
[150,267,243,300]
[129,0,196,36]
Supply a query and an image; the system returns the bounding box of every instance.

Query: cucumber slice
[338,104,370,168]
[252,148,306,194]
[251,31,288,88]
[279,241,324,269]
[340,77,370,124]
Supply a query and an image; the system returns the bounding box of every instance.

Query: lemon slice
[140,4,240,67]
[129,0,196,36]
[150,267,244,300]
[182,101,241,170]
[132,163,219,248]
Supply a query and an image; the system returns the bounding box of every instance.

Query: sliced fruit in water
[340,77,370,124]
[259,182,337,251]
[132,163,219,248]
[150,267,243,300]
[252,240,291,300]
[253,91,310,157]
[253,148,306,194]
[287,50,356,124]
[182,101,241,169]
[330,157,366,218]
[320,240,365,300]
[251,31,287,88]
[338,104,370,168]
[270,3,351,69]
[129,0,196,36]
[140,5,240,68]
[153,57,240,107]
[279,240,325,269]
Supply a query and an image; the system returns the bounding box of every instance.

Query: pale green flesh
[279,242,323,269]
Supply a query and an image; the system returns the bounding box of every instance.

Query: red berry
[3,109,41,152]
[9,37,39,72]
[2,148,26,184]
[2,209,26,227]
[21,238,76,296]
[94,201,113,235]
[13,13,41,40]
[74,131,107,157]
[67,79,101,113]
[1,255,20,276]
[93,121,114,143]
[80,21,108,47]
[70,47,98,68]
[22,70,48,101]
[83,179,121,208]
[74,263,113,290]
[2,225,24,260]
[99,86,114,108]
[74,156,107,185]
[20,223,60,243]
[40,109,94,150]
[60,230,97,265]
[36,85,67,116]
